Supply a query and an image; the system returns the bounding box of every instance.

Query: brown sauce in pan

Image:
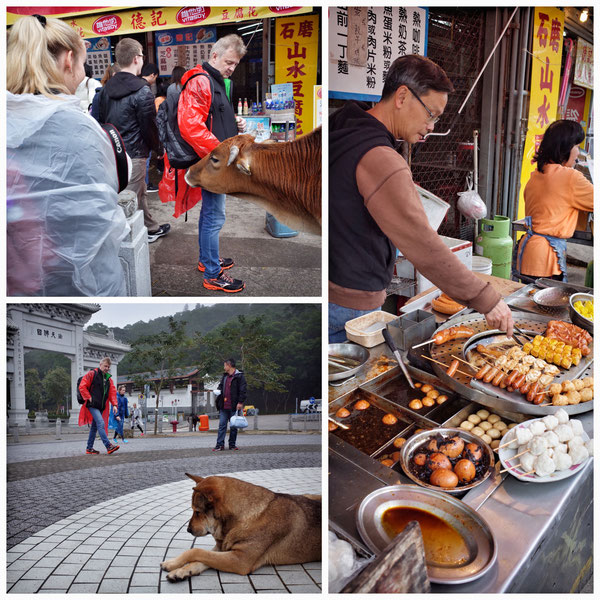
[382,506,470,566]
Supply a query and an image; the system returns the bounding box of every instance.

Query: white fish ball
[515,427,533,446]
[520,452,536,473]
[569,419,584,436]
[569,445,589,466]
[555,424,574,443]
[542,431,559,448]
[584,440,593,457]
[529,421,546,436]
[567,436,584,450]
[541,415,559,431]
[554,408,569,425]
[555,443,568,454]
[535,453,556,477]
[529,436,548,456]
[554,452,573,471]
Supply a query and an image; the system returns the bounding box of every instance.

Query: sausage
[476,344,505,358]
[520,381,532,395]
[475,364,492,380]
[499,372,509,388]
[513,373,527,390]
[532,387,546,405]
[507,386,514,393]
[483,366,499,384]
[434,326,475,345]
[505,370,520,387]
[432,296,465,315]
[492,369,506,387]
[446,359,460,377]
[527,382,540,403]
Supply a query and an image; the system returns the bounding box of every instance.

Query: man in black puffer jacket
[100,37,170,243]
[213,358,247,451]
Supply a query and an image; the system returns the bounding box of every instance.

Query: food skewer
[420,355,473,378]
[328,417,349,430]
[451,354,478,369]
[412,338,435,349]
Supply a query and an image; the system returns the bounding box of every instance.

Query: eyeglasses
[406,86,440,124]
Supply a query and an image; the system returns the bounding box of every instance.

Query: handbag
[229,410,248,429]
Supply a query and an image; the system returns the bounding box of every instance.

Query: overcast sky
[86,303,214,328]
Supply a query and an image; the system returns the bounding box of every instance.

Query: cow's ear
[236,159,252,176]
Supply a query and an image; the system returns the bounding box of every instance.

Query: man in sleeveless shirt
[329,54,514,342]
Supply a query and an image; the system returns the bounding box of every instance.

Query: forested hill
[85,303,264,343]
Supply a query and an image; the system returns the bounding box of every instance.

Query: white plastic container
[472,255,493,275]
[415,184,450,231]
[344,310,397,347]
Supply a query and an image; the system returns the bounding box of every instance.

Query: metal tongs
[512,324,534,346]
[382,329,415,389]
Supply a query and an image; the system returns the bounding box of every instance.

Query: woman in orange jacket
[515,120,593,282]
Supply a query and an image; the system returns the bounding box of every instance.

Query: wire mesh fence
[410,8,487,242]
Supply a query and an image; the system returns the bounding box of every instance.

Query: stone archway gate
[6,304,131,426]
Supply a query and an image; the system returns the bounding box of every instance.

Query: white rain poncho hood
[7,92,129,296]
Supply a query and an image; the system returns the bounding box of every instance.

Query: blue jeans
[199,189,226,278]
[114,417,124,440]
[216,409,238,448]
[328,303,382,343]
[87,406,112,450]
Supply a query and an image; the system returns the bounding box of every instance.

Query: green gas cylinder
[475,215,513,279]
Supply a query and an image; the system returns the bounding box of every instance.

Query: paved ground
[146,186,321,297]
[6,431,321,594]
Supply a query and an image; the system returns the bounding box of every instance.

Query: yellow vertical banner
[275,14,319,136]
[517,8,564,219]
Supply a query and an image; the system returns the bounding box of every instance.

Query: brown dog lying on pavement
[160,474,321,581]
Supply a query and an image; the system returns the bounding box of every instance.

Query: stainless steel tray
[428,312,593,416]
[356,484,497,585]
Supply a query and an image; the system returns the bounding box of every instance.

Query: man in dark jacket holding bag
[100,37,170,243]
[213,358,246,451]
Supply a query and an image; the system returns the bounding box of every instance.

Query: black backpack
[76,369,98,405]
[157,72,214,170]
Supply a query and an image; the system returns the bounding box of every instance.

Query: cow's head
[185,134,256,192]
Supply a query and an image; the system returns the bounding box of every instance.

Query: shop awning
[6,7,121,26]
[8,6,312,38]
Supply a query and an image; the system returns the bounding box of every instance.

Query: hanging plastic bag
[457,173,487,219]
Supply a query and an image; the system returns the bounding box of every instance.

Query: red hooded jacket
[159,65,221,217]
[78,368,118,433]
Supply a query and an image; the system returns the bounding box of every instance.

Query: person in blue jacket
[113,385,130,444]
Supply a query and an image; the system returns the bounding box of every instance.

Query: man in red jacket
[177,34,247,293]
[79,357,120,454]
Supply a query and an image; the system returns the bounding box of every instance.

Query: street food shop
[328,6,593,593]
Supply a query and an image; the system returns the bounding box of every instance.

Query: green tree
[25,368,44,412]
[86,322,111,335]
[127,318,192,434]
[42,367,71,412]
[196,315,292,413]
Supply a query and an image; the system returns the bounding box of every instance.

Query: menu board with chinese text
[155,26,216,76]
[329,6,428,101]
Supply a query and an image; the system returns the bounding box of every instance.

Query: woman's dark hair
[155,78,169,97]
[535,119,585,171]
[171,65,186,87]
[381,54,454,100]
[84,62,94,79]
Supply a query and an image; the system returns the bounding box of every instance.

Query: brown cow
[184,128,321,235]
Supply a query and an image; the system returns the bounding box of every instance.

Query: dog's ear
[185,473,204,484]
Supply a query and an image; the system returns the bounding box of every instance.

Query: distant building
[118,368,219,418]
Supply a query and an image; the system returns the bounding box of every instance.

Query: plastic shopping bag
[229,410,249,429]
[457,174,487,219]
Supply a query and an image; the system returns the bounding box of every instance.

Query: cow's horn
[227,146,240,166]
